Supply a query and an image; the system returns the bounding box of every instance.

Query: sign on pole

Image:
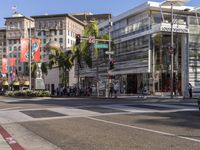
[94,44,108,49]
[105,51,114,55]
[88,36,95,43]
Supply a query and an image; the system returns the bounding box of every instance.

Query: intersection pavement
[0,96,199,149]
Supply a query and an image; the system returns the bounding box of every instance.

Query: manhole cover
[79,106,126,113]
[21,110,66,118]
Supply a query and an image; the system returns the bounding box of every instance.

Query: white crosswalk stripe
[0,103,198,124]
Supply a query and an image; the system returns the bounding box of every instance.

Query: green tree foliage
[71,20,108,68]
[31,62,48,77]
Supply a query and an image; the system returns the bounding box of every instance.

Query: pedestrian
[188,83,192,98]
[138,82,143,98]
[56,87,59,96]
[109,83,113,98]
[113,82,119,98]
[173,78,177,96]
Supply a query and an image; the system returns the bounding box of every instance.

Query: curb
[0,125,24,150]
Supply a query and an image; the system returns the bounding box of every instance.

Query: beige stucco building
[32,13,85,93]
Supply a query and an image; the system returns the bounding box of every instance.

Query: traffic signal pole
[107,16,113,98]
[76,26,113,97]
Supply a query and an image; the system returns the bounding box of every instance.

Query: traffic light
[75,34,81,45]
[109,60,115,70]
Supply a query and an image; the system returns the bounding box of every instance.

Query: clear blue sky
[0,0,200,27]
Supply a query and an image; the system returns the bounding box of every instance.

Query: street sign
[94,44,108,49]
[105,51,114,55]
[88,36,95,43]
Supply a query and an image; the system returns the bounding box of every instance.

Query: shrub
[6,90,50,97]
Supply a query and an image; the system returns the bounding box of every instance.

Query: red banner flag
[31,38,40,62]
[2,58,8,73]
[20,38,29,62]
[9,58,16,66]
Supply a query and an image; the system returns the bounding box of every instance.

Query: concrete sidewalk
[0,125,24,150]
[0,134,12,150]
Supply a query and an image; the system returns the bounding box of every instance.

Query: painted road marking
[0,125,24,150]
[86,116,200,143]
[0,107,22,111]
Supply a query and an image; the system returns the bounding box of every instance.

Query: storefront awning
[2,81,8,86]
[13,81,20,86]
[24,81,30,86]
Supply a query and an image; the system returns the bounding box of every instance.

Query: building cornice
[4,16,34,21]
[31,13,86,26]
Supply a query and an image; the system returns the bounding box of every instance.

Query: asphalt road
[0,96,200,150]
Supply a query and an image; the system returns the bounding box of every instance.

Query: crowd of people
[55,86,92,96]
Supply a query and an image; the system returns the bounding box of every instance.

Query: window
[38,32,41,36]
[14,46,17,51]
[59,38,63,43]
[59,30,63,35]
[43,39,46,44]
[19,66,21,71]
[54,38,57,41]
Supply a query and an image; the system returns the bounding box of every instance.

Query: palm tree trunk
[96,55,99,97]
[64,68,67,88]
[77,61,80,96]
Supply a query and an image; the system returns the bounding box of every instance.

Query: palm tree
[44,40,73,87]
[31,62,48,78]
[48,50,73,87]
[71,20,108,96]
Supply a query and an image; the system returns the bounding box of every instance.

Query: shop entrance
[153,33,182,95]
[127,74,137,93]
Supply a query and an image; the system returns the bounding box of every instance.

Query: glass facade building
[94,1,200,97]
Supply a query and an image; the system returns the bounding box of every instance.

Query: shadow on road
[133,111,200,129]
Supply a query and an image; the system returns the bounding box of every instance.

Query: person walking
[113,82,119,98]
[109,83,114,98]
[188,83,192,98]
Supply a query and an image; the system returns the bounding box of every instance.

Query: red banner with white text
[2,58,8,73]
[31,38,40,62]
[20,38,29,62]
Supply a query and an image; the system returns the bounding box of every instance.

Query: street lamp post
[29,20,32,90]
[170,3,174,98]
[160,0,188,98]
[108,16,112,98]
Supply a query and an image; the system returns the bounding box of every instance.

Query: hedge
[5,90,50,97]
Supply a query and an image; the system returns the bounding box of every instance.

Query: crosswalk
[0,102,198,124]
[0,100,198,150]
